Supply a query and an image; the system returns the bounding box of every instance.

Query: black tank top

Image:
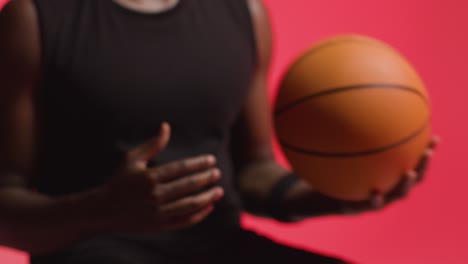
[32,0,256,249]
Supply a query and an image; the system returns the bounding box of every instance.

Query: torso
[31,0,257,243]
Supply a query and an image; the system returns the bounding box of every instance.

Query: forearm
[238,160,343,221]
[237,160,286,217]
[0,186,108,255]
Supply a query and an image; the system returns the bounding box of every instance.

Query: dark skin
[0,0,437,256]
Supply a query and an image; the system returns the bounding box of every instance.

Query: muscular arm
[0,0,106,254]
[234,0,342,221]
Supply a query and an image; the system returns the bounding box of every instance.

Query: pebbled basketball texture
[274,35,431,200]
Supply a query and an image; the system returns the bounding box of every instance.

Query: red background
[1,0,467,263]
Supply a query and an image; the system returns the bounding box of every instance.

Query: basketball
[273,35,431,201]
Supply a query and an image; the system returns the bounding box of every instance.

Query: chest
[42,6,256,142]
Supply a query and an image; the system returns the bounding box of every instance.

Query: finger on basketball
[370,190,385,210]
[429,135,440,150]
[415,148,433,182]
[385,170,417,202]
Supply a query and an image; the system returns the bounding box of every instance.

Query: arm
[0,2,225,254]
[236,0,438,222]
[234,0,341,221]
[0,0,107,255]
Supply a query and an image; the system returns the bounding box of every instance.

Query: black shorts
[31,229,352,264]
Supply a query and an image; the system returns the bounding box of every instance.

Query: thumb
[127,122,171,167]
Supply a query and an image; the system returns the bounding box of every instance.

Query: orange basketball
[274,35,431,201]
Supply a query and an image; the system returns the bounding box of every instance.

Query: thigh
[30,235,177,264]
[205,229,352,264]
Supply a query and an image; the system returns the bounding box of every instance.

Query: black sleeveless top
[32,0,257,250]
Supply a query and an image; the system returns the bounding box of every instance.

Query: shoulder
[0,0,41,78]
[245,0,272,69]
[246,0,271,34]
[1,0,37,19]
[246,0,268,17]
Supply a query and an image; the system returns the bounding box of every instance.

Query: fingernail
[371,191,384,209]
[216,188,224,198]
[430,136,441,148]
[372,198,384,209]
[158,122,168,136]
[206,155,216,164]
[425,149,434,157]
[211,169,221,179]
[406,170,418,181]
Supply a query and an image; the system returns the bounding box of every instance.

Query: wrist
[283,179,344,219]
[54,186,112,236]
[0,187,111,254]
[266,173,299,222]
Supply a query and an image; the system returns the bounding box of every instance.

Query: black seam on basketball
[274,84,427,116]
[278,117,430,158]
